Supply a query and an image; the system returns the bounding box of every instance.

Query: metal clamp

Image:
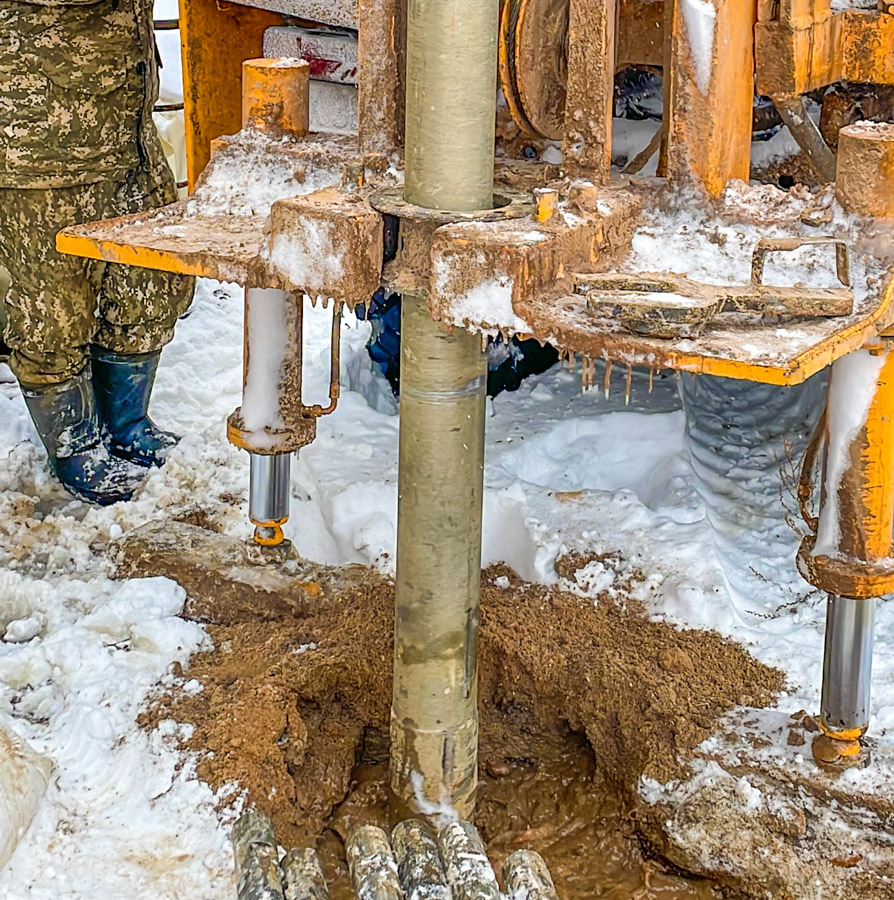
[751,236,851,289]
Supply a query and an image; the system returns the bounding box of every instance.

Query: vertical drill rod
[391,0,499,820]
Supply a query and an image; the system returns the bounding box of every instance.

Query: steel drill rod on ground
[391,819,451,900]
[232,810,286,900]
[821,593,877,735]
[503,850,560,900]
[391,0,499,820]
[346,825,402,900]
[437,822,501,900]
[282,847,329,900]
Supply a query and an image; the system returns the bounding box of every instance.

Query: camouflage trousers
[0,169,193,386]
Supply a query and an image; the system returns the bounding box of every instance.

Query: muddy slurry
[145,559,781,899]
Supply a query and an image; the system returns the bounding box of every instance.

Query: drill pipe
[390,0,499,820]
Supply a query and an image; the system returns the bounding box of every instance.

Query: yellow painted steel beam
[756,10,894,97]
[665,0,756,196]
[179,0,282,189]
[56,230,214,278]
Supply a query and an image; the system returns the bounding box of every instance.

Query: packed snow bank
[0,571,235,899]
[0,728,51,872]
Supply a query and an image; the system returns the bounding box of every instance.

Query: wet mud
[146,559,782,899]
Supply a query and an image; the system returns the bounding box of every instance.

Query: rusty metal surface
[512,264,893,386]
[228,409,317,455]
[580,273,852,340]
[836,123,894,220]
[358,0,403,159]
[580,236,853,340]
[499,0,569,141]
[756,9,894,97]
[267,187,383,304]
[561,0,615,181]
[798,536,894,599]
[57,135,376,302]
[428,186,641,332]
[665,0,755,196]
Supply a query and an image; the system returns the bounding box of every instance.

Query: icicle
[604,360,612,400]
[625,364,632,406]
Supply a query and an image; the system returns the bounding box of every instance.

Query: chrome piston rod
[821,593,877,735]
[249,452,291,545]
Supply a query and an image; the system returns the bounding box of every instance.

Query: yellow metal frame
[179,0,282,189]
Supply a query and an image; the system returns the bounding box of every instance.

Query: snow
[0,728,50,871]
[241,288,291,434]
[814,349,884,557]
[612,119,661,175]
[680,0,716,94]
[2,263,894,894]
[439,273,531,337]
[831,0,880,9]
[265,220,346,299]
[184,132,340,219]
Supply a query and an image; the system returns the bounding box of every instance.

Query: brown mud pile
[147,560,782,899]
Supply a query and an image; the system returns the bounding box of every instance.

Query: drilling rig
[56,0,893,891]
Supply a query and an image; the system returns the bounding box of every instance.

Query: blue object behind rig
[357,290,560,398]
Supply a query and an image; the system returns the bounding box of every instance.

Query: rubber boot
[90,347,179,468]
[21,371,144,506]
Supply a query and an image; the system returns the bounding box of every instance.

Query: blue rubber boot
[90,347,179,468]
[21,370,144,505]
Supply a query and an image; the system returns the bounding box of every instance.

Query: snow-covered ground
[0,275,892,897]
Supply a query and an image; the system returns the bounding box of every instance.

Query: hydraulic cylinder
[801,348,894,765]
[821,594,877,736]
[248,452,291,546]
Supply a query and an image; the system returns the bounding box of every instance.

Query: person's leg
[0,262,10,361]
[91,172,195,467]
[0,185,143,504]
[0,186,100,386]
